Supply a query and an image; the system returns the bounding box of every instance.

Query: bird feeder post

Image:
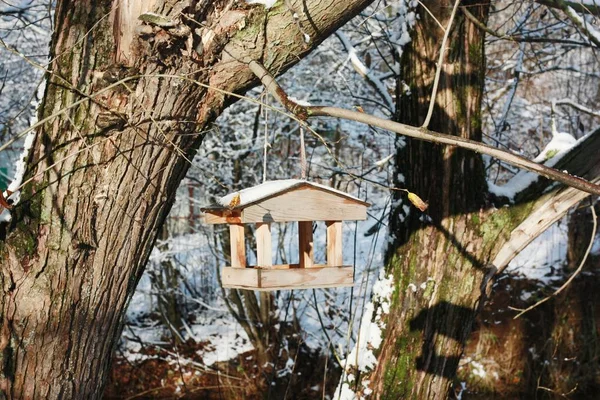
[298,221,314,268]
[255,222,272,267]
[326,221,343,267]
[229,224,246,268]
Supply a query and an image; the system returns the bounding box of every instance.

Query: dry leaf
[0,190,13,211]
[354,105,365,113]
[407,192,428,212]
[228,193,241,210]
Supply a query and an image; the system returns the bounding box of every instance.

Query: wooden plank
[255,223,272,267]
[221,266,354,290]
[253,264,299,270]
[202,210,242,224]
[242,186,367,223]
[250,263,331,270]
[298,221,314,268]
[222,267,259,288]
[326,221,343,267]
[259,266,353,290]
[229,224,246,268]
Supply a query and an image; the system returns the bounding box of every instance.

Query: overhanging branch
[248,60,600,197]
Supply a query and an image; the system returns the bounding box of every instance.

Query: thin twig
[247,60,600,197]
[300,126,307,179]
[312,289,343,366]
[262,94,269,182]
[335,32,394,110]
[512,203,597,319]
[416,0,445,31]
[555,98,600,118]
[462,6,590,46]
[422,0,460,129]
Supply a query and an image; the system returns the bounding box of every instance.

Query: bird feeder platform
[201,179,369,290]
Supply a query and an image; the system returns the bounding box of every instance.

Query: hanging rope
[550,100,558,136]
[300,125,307,180]
[262,99,269,183]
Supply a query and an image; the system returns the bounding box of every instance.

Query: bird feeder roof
[201,179,369,224]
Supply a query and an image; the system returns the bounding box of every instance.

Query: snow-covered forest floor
[2,0,600,398]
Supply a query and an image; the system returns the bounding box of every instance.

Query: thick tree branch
[493,125,600,270]
[561,5,600,47]
[493,183,593,271]
[248,60,600,197]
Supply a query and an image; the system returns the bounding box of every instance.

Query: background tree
[333,1,600,398]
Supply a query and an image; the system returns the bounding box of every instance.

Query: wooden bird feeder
[201,179,369,290]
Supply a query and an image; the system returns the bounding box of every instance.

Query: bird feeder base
[221,265,354,291]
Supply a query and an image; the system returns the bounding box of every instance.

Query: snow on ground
[190,308,254,367]
[122,300,253,368]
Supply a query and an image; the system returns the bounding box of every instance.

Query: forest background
[1,0,600,398]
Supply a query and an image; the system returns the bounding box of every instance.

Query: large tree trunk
[364,1,600,398]
[368,1,507,397]
[0,0,370,397]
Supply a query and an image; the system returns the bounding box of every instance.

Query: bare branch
[556,98,600,118]
[462,6,591,46]
[248,60,600,197]
[538,1,600,47]
[562,5,600,47]
[335,32,394,111]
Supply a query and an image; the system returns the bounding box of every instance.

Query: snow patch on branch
[488,131,578,201]
[288,96,312,107]
[566,6,600,45]
[336,32,394,110]
[245,0,278,9]
[531,132,576,163]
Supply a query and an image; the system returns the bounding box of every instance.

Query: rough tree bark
[0,0,371,397]
[367,1,524,397]
[364,1,600,398]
